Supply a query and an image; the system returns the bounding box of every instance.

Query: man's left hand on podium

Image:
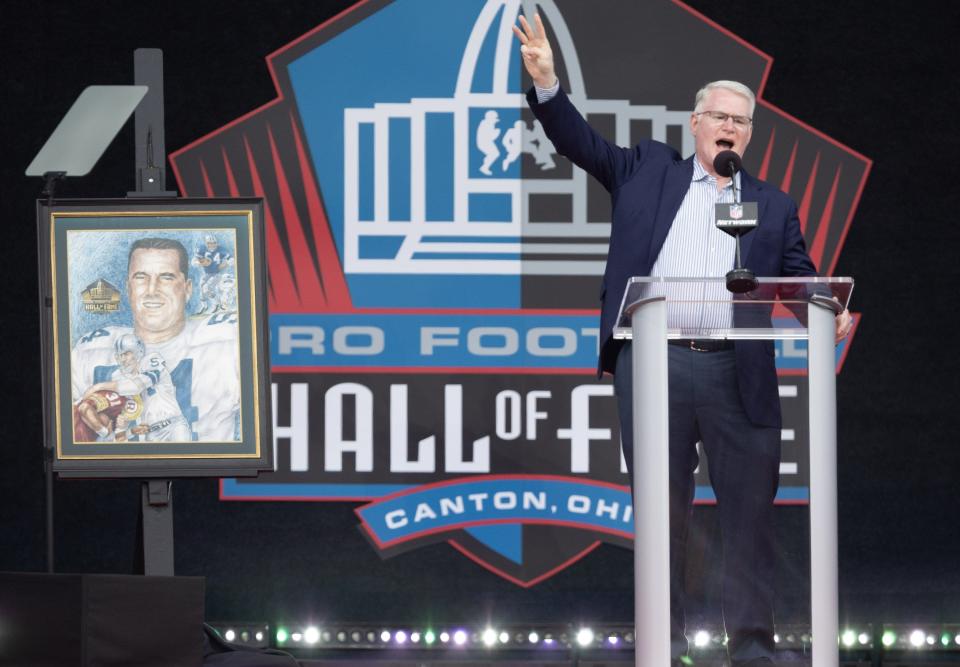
[835,308,852,343]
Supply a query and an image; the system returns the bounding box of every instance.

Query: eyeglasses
[695,110,753,128]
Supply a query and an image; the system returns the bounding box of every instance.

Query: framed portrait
[37,198,271,477]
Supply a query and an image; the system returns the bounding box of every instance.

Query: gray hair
[694,80,756,118]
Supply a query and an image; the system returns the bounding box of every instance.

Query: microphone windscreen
[713,150,742,177]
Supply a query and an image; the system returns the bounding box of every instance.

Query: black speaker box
[0,572,204,667]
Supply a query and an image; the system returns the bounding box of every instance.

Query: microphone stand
[723,160,758,293]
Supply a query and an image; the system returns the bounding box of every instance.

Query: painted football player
[71,237,241,442]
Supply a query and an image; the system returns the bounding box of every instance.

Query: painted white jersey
[111,352,184,433]
[72,313,241,441]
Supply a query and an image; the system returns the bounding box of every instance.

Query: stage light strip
[203,622,960,653]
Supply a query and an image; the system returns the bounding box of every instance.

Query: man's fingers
[520,13,546,42]
[520,45,543,58]
[835,310,852,339]
[512,24,528,45]
[518,14,534,40]
[534,12,547,41]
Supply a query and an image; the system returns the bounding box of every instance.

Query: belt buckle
[689,339,711,352]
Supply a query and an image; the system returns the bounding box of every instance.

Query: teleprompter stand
[28,81,148,574]
[129,48,179,576]
[614,276,852,667]
[28,49,179,576]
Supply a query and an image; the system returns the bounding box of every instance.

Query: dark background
[2,0,958,628]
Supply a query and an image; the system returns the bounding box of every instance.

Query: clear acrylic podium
[614,276,853,667]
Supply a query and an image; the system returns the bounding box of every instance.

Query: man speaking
[514,13,851,667]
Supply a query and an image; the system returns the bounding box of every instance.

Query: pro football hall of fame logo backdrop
[170,0,870,586]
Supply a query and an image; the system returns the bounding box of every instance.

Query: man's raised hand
[512,13,556,90]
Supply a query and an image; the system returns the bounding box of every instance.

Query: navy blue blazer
[527,87,817,428]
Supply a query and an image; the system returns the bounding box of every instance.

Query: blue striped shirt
[650,158,737,332]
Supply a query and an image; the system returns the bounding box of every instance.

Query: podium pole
[630,297,672,666]
[808,302,840,667]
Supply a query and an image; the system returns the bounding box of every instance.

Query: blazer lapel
[646,158,694,269]
[738,170,766,266]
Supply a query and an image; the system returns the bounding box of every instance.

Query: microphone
[713,149,741,178]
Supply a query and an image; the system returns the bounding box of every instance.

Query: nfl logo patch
[730,204,743,219]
